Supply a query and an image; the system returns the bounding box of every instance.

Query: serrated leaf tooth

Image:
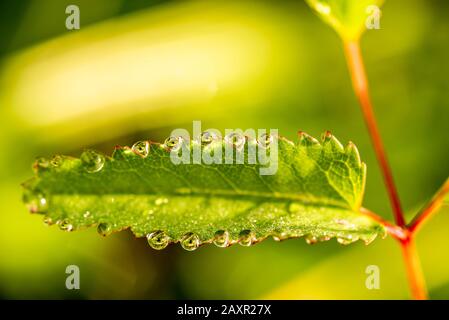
[278,135,295,146]
[321,130,332,141]
[33,157,50,173]
[112,146,132,159]
[321,131,344,152]
[21,178,35,190]
[298,131,319,146]
[345,141,362,166]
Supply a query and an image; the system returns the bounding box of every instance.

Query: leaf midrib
[49,187,355,211]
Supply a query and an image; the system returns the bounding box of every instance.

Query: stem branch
[360,207,408,241]
[343,40,406,227]
[409,178,449,233]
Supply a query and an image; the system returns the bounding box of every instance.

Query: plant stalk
[343,39,428,299]
[360,207,407,241]
[343,40,406,227]
[400,236,428,300]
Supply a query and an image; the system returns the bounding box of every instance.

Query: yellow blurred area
[264,207,449,299]
[0,0,302,145]
[0,184,159,298]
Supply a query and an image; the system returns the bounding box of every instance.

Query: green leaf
[22,132,385,250]
[305,0,384,40]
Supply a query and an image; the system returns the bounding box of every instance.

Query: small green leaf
[305,0,384,40]
[23,132,385,250]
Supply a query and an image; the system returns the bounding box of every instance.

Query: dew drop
[50,155,63,167]
[35,157,50,170]
[97,223,111,236]
[180,232,200,251]
[337,235,358,245]
[147,230,170,250]
[363,233,378,245]
[164,136,183,152]
[43,217,53,226]
[337,237,351,245]
[305,235,318,245]
[23,189,48,213]
[200,131,219,146]
[224,132,245,151]
[59,220,73,232]
[272,232,287,242]
[132,141,150,157]
[80,150,105,173]
[238,230,255,247]
[257,133,274,149]
[213,230,230,248]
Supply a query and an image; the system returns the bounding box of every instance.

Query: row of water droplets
[40,213,367,248]
[145,227,368,251]
[35,196,372,246]
[146,229,257,251]
[26,131,274,212]
[131,131,275,157]
[36,151,107,174]
[41,216,74,232]
[39,215,368,248]
[42,214,113,235]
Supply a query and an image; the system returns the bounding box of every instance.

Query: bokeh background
[0,0,448,299]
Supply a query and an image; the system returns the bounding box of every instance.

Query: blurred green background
[0,0,448,299]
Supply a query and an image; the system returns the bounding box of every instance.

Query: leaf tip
[321,131,344,152]
[298,131,319,146]
[345,141,362,167]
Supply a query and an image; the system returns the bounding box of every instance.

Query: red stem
[408,178,449,233]
[361,209,428,299]
[343,41,406,227]
[343,40,428,300]
[360,207,407,241]
[400,236,428,300]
